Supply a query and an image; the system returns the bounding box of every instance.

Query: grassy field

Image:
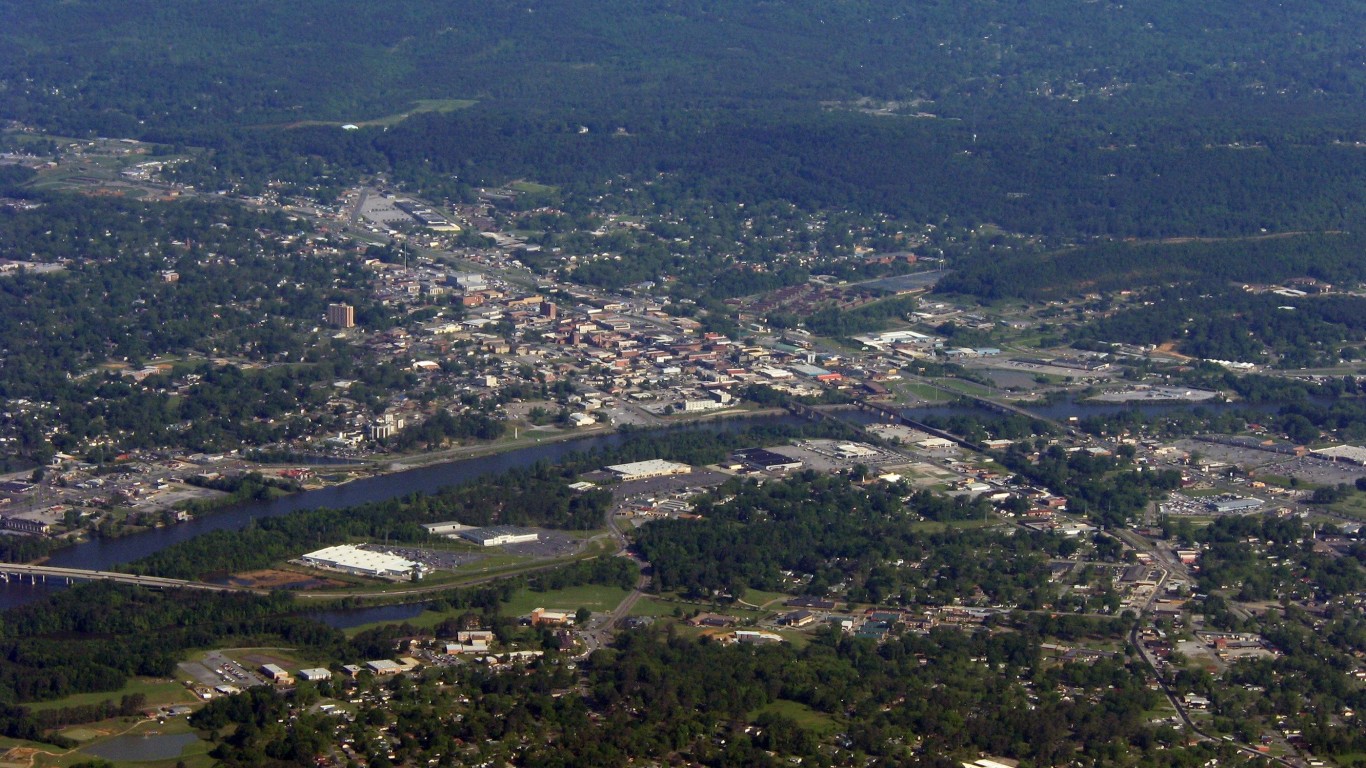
[501,584,631,617]
[339,583,632,635]
[748,699,839,734]
[1328,494,1366,521]
[342,608,444,637]
[506,180,558,194]
[899,382,954,402]
[24,678,195,713]
[1182,487,1226,498]
[934,377,998,397]
[277,98,477,129]
[0,714,215,768]
[737,589,793,609]
[906,517,1002,533]
[627,596,689,618]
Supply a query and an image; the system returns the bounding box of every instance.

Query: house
[1183,693,1211,710]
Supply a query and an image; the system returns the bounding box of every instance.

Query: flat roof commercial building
[457,526,539,547]
[735,448,803,472]
[604,459,692,481]
[261,664,291,684]
[1311,445,1366,466]
[835,443,879,459]
[300,544,418,579]
[1207,497,1264,514]
[365,659,403,676]
[423,521,476,536]
[530,608,572,626]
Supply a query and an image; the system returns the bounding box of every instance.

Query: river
[0,415,804,611]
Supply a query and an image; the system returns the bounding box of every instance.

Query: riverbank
[35,407,789,555]
[0,410,811,610]
[370,406,788,473]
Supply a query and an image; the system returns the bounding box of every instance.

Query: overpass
[0,563,257,594]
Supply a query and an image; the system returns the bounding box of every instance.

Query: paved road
[1117,531,1304,767]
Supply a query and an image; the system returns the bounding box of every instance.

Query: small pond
[84,731,200,762]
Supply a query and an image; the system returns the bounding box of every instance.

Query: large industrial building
[300,544,418,579]
[1311,445,1366,466]
[1206,497,1264,514]
[734,448,803,472]
[604,459,692,481]
[458,526,540,547]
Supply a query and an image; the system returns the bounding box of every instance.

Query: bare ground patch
[226,569,348,590]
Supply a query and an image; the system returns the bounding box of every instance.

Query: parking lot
[368,530,584,566]
[179,650,271,690]
[499,530,582,558]
[1263,455,1365,486]
[776,439,909,474]
[366,544,484,570]
[1175,440,1366,486]
[611,470,731,504]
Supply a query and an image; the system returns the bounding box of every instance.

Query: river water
[0,401,1275,618]
[0,416,803,612]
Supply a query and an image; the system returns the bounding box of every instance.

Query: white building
[365,659,403,676]
[458,526,540,547]
[835,443,879,459]
[423,521,475,536]
[681,399,723,413]
[1312,445,1366,466]
[300,545,419,579]
[604,459,692,481]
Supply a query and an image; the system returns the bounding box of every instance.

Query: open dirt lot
[225,569,349,590]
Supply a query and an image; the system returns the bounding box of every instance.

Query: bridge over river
[0,563,257,593]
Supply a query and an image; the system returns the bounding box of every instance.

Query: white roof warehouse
[300,544,418,579]
[604,459,692,481]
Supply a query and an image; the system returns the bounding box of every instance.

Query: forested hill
[4,0,1364,135]
[937,232,1366,301]
[5,1,1366,238]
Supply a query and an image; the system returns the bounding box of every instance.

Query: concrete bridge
[851,400,988,452]
[786,400,987,452]
[0,563,255,593]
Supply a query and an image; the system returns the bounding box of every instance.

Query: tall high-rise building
[327,303,355,328]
